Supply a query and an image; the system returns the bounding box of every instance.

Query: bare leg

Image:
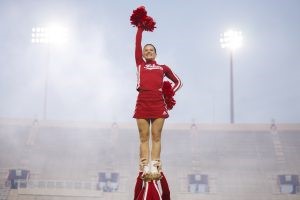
[151,118,165,160]
[136,119,150,168]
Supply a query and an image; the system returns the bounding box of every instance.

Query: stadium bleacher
[0,118,300,200]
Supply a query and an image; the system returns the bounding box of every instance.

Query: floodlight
[220,29,243,50]
[31,25,68,44]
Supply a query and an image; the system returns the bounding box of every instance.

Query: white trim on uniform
[136,65,141,90]
[173,73,182,92]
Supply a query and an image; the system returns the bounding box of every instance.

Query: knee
[152,132,161,143]
[139,132,149,143]
[140,137,149,143]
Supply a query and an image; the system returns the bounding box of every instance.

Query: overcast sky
[0,0,299,123]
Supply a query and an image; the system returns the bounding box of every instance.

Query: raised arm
[164,66,183,93]
[135,27,145,66]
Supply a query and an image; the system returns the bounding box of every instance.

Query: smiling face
[143,44,157,61]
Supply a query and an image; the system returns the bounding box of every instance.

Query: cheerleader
[134,171,171,200]
[131,6,182,179]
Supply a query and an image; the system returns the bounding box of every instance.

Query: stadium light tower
[31,25,68,120]
[220,29,243,124]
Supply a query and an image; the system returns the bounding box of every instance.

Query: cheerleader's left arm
[164,65,183,93]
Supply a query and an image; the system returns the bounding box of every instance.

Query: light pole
[31,25,68,120]
[220,29,243,124]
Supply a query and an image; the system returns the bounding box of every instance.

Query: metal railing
[14,179,119,192]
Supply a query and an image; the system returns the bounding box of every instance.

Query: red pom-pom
[130,6,147,27]
[130,6,156,32]
[140,16,156,32]
[162,81,176,110]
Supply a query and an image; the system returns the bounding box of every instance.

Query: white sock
[150,160,159,173]
[143,163,150,173]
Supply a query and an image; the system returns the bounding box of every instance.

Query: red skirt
[133,90,169,119]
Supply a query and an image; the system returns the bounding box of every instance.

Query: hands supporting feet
[139,158,162,181]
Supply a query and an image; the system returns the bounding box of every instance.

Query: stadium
[1,118,300,199]
[1,0,300,199]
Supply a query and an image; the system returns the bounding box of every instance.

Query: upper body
[135,27,182,93]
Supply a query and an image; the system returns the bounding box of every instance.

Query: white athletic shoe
[143,164,150,174]
[150,160,159,173]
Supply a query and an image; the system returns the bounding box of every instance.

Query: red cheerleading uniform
[134,172,171,200]
[133,28,182,119]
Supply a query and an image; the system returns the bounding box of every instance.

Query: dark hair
[144,44,157,54]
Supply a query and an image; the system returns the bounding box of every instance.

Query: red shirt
[135,28,182,93]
